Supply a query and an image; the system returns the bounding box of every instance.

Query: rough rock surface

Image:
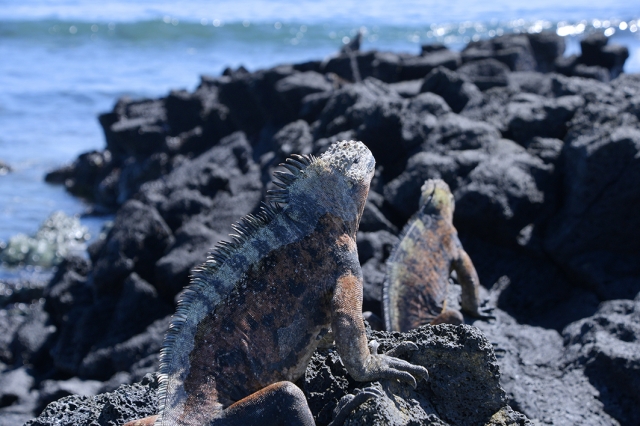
[0,31,636,425]
[26,325,532,426]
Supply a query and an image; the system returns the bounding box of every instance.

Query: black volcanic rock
[218,65,297,133]
[314,79,411,167]
[545,126,640,300]
[275,71,335,121]
[25,373,160,426]
[563,294,640,425]
[420,66,482,113]
[580,32,629,79]
[457,58,511,90]
[27,326,531,426]
[526,31,566,72]
[555,32,629,81]
[88,200,174,297]
[462,34,537,72]
[164,89,206,136]
[10,33,640,425]
[154,218,226,300]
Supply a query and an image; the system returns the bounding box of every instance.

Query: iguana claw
[328,386,384,426]
[363,339,429,388]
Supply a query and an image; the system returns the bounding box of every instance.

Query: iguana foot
[470,308,496,321]
[328,387,384,426]
[363,340,429,388]
[467,300,496,321]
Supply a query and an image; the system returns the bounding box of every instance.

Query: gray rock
[305,325,522,425]
[458,59,511,91]
[0,367,38,426]
[0,366,34,407]
[562,294,640,425]
[26,326,528,426]
[398,49,461,81]
[572,64,610,82]
[454,139,556,245]
[462,34,537,72]
[526,32,566,73]
[508,71,553,96]
[164,89,206,136]
[383,151,458,219]
[579,32,629,79]
[77,274,172,380]
[420,67,483,113]
[10,299,56,367]
[505,93,583,143]
[315,79,409,167]
[26,373,160,426]
[0,307,22,363]
[272,119,314,158]
[88,200,174,297]
[140,131,263,238]
[474,310,619,425]
[154,218,226,300]
[37,377,103,414]
[357,230,399,316]
[388,80,422,98]
[217,65,296,133]
[275,71,334,119]
[545,126,640,299]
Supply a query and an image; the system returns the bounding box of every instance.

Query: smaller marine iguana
[124,141,428,426]
[383,179,490,332]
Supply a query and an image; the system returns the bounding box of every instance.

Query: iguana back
[383,179,482,332]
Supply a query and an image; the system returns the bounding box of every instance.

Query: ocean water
[1,0,639,278]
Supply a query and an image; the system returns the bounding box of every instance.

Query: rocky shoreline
[2,30,639,425]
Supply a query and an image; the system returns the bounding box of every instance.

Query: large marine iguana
[124,140,428,426]
[383,179,489,332]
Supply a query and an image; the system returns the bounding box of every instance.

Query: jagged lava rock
[562,293,640,425]
[25,373,160,426]
[27,326,530,426]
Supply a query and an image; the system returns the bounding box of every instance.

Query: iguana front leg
[453,246,493,320]
[332,271,429,387]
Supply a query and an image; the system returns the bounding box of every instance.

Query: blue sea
[1,0,639,279]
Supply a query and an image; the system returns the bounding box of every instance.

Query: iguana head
[270,140,375,232]
[315,140,375,219]
[320,140,375,183]
[419,179,454,221]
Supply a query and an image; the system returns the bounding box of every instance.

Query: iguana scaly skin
[125,141,428,426]
[383,179,484,332]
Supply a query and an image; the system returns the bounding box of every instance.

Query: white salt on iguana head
[277,140,375,227]
[419,179,455,222]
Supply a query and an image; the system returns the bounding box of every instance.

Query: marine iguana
[124,140,428,426]
[383,179,489,332]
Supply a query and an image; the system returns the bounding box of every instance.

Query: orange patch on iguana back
[181,213,353,415]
